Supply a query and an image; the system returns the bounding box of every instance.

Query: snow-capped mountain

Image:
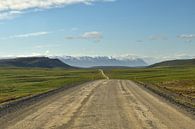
[58,56,147,68]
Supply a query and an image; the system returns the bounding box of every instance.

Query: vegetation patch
[0,68,103,104]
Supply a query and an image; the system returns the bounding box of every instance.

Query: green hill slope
[150,59,195,67]
[0,57,73,68]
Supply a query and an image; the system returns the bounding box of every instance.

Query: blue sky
[0,0,195,61]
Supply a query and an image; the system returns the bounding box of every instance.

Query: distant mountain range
[58,56,147,68]
[150,58,195,67]
[0,57,73,68]
[0,56,194,69]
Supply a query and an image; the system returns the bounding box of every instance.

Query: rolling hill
[150,58,195,67]
[0,57,73,68]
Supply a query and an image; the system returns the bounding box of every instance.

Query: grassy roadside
[104,66,195,112]
[0,68,103,104]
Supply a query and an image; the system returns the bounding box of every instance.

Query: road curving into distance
[99,69,109,80]
[0,79,195,129]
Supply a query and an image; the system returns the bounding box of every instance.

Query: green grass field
[1,66,195,111]
[0,68,103,104]
[104,66,195,109]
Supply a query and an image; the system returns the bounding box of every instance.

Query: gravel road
[0,80,194,129]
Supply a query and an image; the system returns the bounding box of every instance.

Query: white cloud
[82,31,102,40]
[65,31,103,42]
[0,50,52,58]
[12,31,50,38]
[0,31,50,40]
[177,34,195,42]
[0,10,23,20]
[44,50,50,55]
[19,50,52,57]
[0,0,115,20]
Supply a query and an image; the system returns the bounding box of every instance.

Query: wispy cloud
[0,0,115,20]
[148,34,168,41]
[7,50,52,58]
[65,31,103,42]
[12,32,50,38]
[0,31,50,40]
[35,44,61,49]
[71,27,79,31]
[136,40,144,43]
[135,34,168,43]
[0,10,23,20]
[177,34,195,42]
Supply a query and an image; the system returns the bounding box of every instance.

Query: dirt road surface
[99,69,109,80]
[0,80,195,129]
